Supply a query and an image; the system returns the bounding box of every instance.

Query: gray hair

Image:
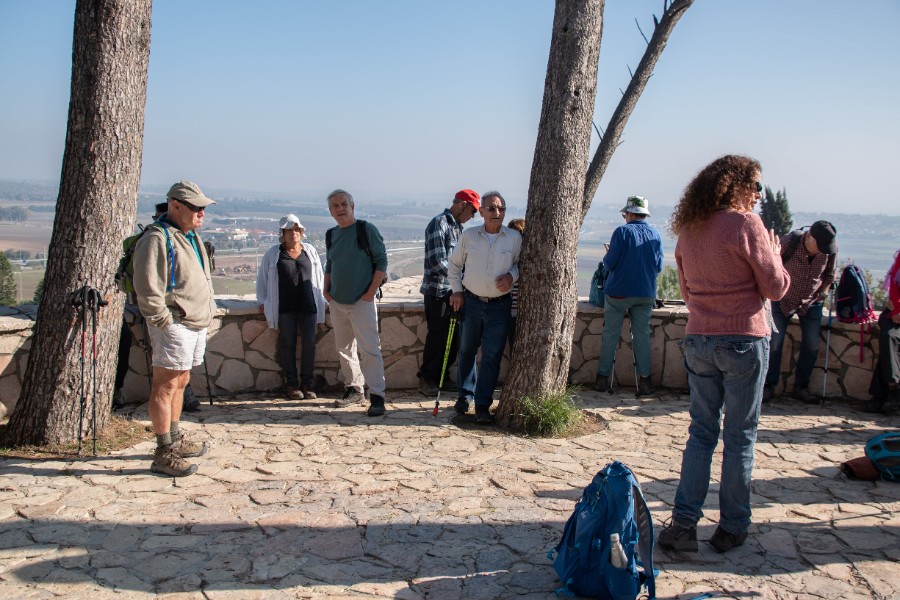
[481,190,506,208]
[327,189,354,208]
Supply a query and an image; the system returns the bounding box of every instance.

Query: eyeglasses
[175,198,204,212]
[754,182,763,193]
[484,206,506,213]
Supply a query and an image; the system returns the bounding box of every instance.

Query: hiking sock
[156,432,172,447]
[170,422,181,437]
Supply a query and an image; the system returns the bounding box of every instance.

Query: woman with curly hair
[658,155,790,554]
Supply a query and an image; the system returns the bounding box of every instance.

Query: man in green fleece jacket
[323,189,388,417]
[133,181,216,477]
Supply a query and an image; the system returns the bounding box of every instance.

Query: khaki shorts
[147,322,207,371]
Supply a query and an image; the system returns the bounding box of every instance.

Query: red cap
[454,189,480,211]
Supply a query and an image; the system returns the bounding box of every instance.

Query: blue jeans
[765,301,823,390]
[596,296,654,377]
[672,334,769,535]
[457,292,511,407]
[277,311,318,387]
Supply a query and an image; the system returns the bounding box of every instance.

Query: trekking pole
[821,283,836,406]
[68,284,89,456]
[630,316,639,398]
[87,287,108,456]
[202,353,214,405]
[433,312,458,416]
[138,312,153,390]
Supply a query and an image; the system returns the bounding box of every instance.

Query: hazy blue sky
[1,1,898,215]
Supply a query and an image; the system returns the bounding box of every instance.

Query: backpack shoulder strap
[781,230,803,262]
[148,221,176,292]
[631,477,656,599]
[356,220,374,259]
[325,227,333,252]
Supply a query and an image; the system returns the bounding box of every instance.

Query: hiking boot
[709,526,748,553]
[183,385,201,412]
[882,396,899,415]
[418,378,439,397]
[594,374,611,393]
[171,432,208,458]
[285,385,303,400]
[300,384,317,400]
[334,386,365,408]
[367,394,386,417]
[454,399,470,415]
[794,386,817,405]
[475,405,493,424]
[151,445,198,477]
[112,388,127,410]
[636,376,653,397]
[762,385,774,404]
[862,398,885,413]
[658,519,698,552]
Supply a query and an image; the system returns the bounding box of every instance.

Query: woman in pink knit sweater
[658,155,790,554]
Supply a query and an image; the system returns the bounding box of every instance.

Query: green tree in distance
[656,265,682,301]
[0,252,18,306]
[759,185,793,236]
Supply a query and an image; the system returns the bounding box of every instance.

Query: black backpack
[325,220,387,300]
[835,263,877,362]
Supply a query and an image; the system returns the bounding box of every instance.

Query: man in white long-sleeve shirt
[448,191,522,423]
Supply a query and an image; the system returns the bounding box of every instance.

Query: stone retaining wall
[0,297,881,417]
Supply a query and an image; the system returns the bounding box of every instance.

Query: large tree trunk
[498,0,693,430]
[497,0,604,429]
[1,0,151,446]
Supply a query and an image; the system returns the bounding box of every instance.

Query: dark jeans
[765,300,822,390]
[457,292,511,407]
[115,319,132,390]
[869,309,900,402]
[278,311,317,387]
[419,293,458,384]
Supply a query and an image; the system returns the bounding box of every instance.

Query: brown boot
[151,445,198,477]
[171,432,208,458]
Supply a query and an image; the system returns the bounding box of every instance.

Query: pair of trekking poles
[432,309,461,417]
[69,284,108,456]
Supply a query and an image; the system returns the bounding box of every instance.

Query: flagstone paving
[1,388,898,599]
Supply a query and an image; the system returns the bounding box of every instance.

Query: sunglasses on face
[176,198,204,212]
[754,182,763,193]
[484,206,506,213]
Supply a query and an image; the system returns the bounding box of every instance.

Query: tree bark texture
[497,0,604,429]
[2,0,151,446]
[582,0,694,217]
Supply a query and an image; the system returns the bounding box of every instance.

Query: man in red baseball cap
[418,189,480,396]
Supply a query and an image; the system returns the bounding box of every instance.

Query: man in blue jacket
[594,196,663,395]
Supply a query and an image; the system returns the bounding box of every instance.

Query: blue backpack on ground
[588,262,609,308]
[865,432,900,482]
[549,461,655,599]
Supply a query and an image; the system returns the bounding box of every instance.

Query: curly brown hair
[669,155,761,235]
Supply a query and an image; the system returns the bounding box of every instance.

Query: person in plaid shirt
[763,220,837,404]
[417,190,480,396]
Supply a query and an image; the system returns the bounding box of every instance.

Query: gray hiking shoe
[658,518,698,552]
[637,376,653,397]
[367,394,386,417]
[171,432,208,458]
[151,445,198,477]
[594,374,611,393]
[334,386,365,407]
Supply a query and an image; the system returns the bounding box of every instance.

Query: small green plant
[518,386,583,437]
[656,265,682,301]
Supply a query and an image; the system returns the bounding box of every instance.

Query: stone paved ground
[1,388,898,599]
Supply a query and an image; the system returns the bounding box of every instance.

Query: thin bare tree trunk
[582,0,694,217]
[497,0,604,429]
[2,0,152,446]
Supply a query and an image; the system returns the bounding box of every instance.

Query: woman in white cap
[257,214,327,399]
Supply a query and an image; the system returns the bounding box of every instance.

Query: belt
[464,290,510,304]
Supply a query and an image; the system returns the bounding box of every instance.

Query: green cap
[621,196,650,216]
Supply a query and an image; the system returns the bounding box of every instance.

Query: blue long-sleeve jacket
[602,220,663,298]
